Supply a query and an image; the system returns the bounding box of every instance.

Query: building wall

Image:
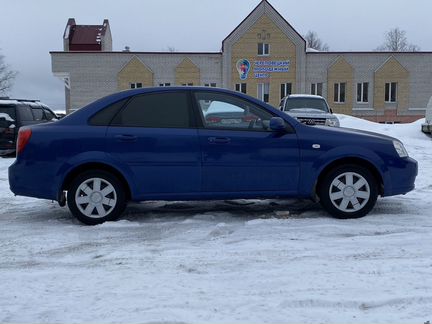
[306,52,429,122]
[230,14,297,107]
[175,58,200,85]
[327,57,354,115]
[51,52,222,112]
[374,57,409,112]
[117,56,154,90]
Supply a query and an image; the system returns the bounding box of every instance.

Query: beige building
[51,0,431,123]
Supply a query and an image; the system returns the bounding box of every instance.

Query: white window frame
[130,82,143,89]
[280,83,292,99]
[204,83,217,87]
[385,82,397,103]
[258,43,270,56]
[257,83,270,103]
[159,83,171,87]
[334,82,346,103]
[311,83,323,96]
[357,82,369,103]
[235,83,247,94]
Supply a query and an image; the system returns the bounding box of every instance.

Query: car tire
[67,170,127,225]
[318,164,378,219]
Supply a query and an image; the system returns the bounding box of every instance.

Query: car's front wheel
[67,170,127,225]
[318,165,378,219]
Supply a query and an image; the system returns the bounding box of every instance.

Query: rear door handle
[115,134,138,142]
[208,137,231,144]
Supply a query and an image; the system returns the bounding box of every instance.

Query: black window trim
[190,90,295,133]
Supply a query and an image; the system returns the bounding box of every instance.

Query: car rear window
[111,92,192,128]
[0,105,16,122]
[284,98,329,112]
[89,99,128,126]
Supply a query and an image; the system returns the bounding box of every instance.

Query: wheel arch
[60,162,132,201]
[314,157,384,200]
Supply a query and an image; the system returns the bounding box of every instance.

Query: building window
[159,83,171,87]
[280,83,292,99]
[258,43,270,56]
[311,83,323,96]
[333,82,346,103]
[181,83,193,86]
[357,82,369,103]
[130,82,142,89]
[235,83,247,94]
[257,83,270,103]
[204,83,217,87]
[385,82,397,103]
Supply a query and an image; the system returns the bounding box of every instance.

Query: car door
[193,91,300,193]
[106,91,201,198]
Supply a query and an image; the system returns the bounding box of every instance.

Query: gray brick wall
[51,52,222,111]
[306,52,432,114]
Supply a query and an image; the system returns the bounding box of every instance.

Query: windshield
[284,98,329,112]
[0,105,16,122]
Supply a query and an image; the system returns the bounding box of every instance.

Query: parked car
[204,100,259,128]
[9,87,417,225]
[0,98,58,156]
[279,94,340,127]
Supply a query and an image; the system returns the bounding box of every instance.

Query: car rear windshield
[0,105,16,122]
[284,98,329,112]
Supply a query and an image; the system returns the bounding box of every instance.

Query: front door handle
[208,137,231,144]
[115,134,138,142]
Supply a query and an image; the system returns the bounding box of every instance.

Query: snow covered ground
[0,115,431,323]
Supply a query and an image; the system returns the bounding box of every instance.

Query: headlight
[325,118,340,127]
[393,140,408,158]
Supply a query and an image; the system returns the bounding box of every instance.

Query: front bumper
[383,156,418,196]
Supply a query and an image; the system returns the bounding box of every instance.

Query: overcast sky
[1,0,431,111]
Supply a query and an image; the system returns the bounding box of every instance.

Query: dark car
[0,98,58,156]
[9,87,417,225]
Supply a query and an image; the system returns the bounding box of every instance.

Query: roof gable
[222,0,305,51]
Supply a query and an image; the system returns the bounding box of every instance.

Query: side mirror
[329,108,334,114]
[269,117,286,132]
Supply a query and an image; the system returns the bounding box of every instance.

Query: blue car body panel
[9,87,417,204]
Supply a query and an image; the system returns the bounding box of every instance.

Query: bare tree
[304,31,329,51]
[376,27,420,52]
[0,51,17,95]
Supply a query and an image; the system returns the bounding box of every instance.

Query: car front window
[284,98,329,112]
[194,92,274,131]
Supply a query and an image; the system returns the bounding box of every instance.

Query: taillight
[17,128,32,155]
[206,116,222,124]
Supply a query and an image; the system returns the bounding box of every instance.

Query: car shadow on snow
[121,199,325,223]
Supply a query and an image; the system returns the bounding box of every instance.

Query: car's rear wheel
[318,165,378,219]
[67,170,126,225]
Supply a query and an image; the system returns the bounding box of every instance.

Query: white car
[279,94,340,127]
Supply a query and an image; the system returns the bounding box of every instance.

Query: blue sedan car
[9,87,417,225]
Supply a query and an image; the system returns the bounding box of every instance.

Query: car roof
[286,94,325,100]
[0,99,54,110]
[58,86,292,125]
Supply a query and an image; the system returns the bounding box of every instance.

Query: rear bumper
[8,160,58,200]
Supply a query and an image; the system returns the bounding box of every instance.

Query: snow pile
[0,116,431,323]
